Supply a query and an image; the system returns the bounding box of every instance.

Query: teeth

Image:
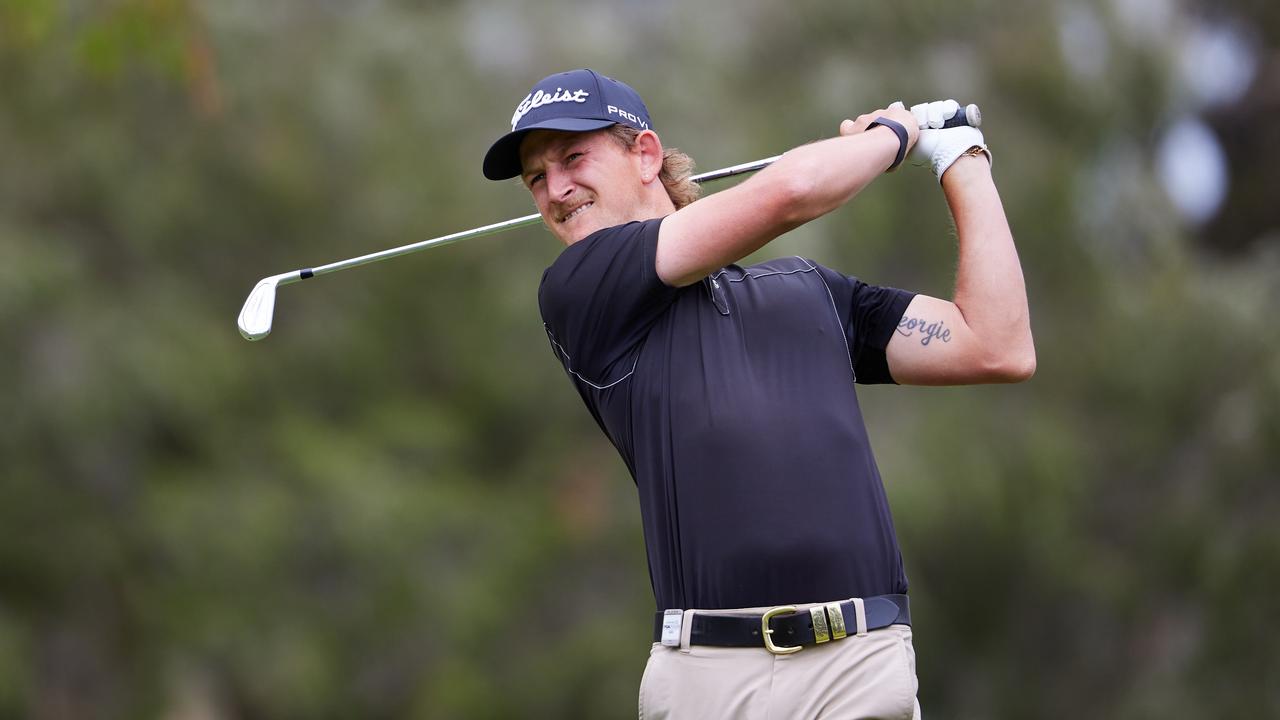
[561,202,592,223]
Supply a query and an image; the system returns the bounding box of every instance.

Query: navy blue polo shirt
[538,218,916,611]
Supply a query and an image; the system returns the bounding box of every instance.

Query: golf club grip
[938,103,981,129]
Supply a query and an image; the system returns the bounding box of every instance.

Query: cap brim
[482,117,618,180]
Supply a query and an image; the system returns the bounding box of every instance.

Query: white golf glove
[910,99,991,181]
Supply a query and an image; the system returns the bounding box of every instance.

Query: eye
[527,172,545,187]
[566,151,584,164]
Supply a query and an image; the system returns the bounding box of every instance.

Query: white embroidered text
[511,88,590,130]
[607,105,649,129]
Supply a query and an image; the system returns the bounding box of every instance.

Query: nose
[545,166,575,201]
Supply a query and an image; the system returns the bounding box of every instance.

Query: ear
[633,130,664,184]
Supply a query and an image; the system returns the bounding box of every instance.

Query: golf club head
[238,276,280,341]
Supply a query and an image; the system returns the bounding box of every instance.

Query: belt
[652,594,910,655]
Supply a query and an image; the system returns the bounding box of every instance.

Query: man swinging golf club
[483,69,1034,719]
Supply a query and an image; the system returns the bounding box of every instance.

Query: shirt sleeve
[814,263,915,385]
[538,218,679,387]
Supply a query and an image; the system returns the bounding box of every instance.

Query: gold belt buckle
[761,605,802,655]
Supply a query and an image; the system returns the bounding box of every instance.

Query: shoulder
[714,256,833,288]
[538,217,674,323]
[553,219,662,266]
[719,256,819,279]
[541,219,660,287]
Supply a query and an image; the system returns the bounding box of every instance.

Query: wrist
[867,118,909,171]
[940,146,992,184]
[851,125,897,173]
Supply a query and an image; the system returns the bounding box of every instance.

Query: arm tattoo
[896,315,952,346]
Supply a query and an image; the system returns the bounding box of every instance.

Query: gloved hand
[910,99,991,181]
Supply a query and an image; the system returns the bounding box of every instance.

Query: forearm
[657,125,900,286]
[760,126,900,224]
[942,156,1035,377]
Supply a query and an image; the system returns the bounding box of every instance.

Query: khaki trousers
[639,607,920,720]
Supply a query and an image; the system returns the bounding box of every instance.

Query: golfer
[484,69,1033,719]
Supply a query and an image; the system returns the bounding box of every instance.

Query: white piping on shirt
[710,262,814,283]
[544,256,856,389]
[544,325,638,390]
[714,257,857,381]
[804,257,858,381]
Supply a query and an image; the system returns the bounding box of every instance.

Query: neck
[643,182,677,219]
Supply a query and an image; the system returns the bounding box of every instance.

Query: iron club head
[237,277,278,341]
[237,273,294,341]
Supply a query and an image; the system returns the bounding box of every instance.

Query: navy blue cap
[483,69,653,181]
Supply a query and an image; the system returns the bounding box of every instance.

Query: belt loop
[824,602,847,640]
[680,609,696,653]
[851,598,869,637]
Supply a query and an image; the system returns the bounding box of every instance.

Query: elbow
[761,158,824,226]
[1005,351,1037,383]
[982,347,1036,383]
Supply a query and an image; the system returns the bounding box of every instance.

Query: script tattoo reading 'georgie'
[896,315,951,346]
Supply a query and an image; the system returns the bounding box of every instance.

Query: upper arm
[655,169,808,287]
[886,294,1035,385]
[655,129,902,287]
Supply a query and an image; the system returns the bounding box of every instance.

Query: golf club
[237,104,980,341]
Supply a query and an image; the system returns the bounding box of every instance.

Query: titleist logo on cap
[483,69,654,181]
[511,87,591,130]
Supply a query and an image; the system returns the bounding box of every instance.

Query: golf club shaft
[240,100,982,339]
[281,155,785,286]
[270,102,980,285]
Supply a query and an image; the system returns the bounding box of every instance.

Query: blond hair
[607,126,701,210]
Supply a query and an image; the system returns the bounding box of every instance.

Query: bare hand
[839,101,920,151]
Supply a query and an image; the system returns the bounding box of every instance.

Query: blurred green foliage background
[2,0,1278,718]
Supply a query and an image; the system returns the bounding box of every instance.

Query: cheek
[531,189,553,214]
